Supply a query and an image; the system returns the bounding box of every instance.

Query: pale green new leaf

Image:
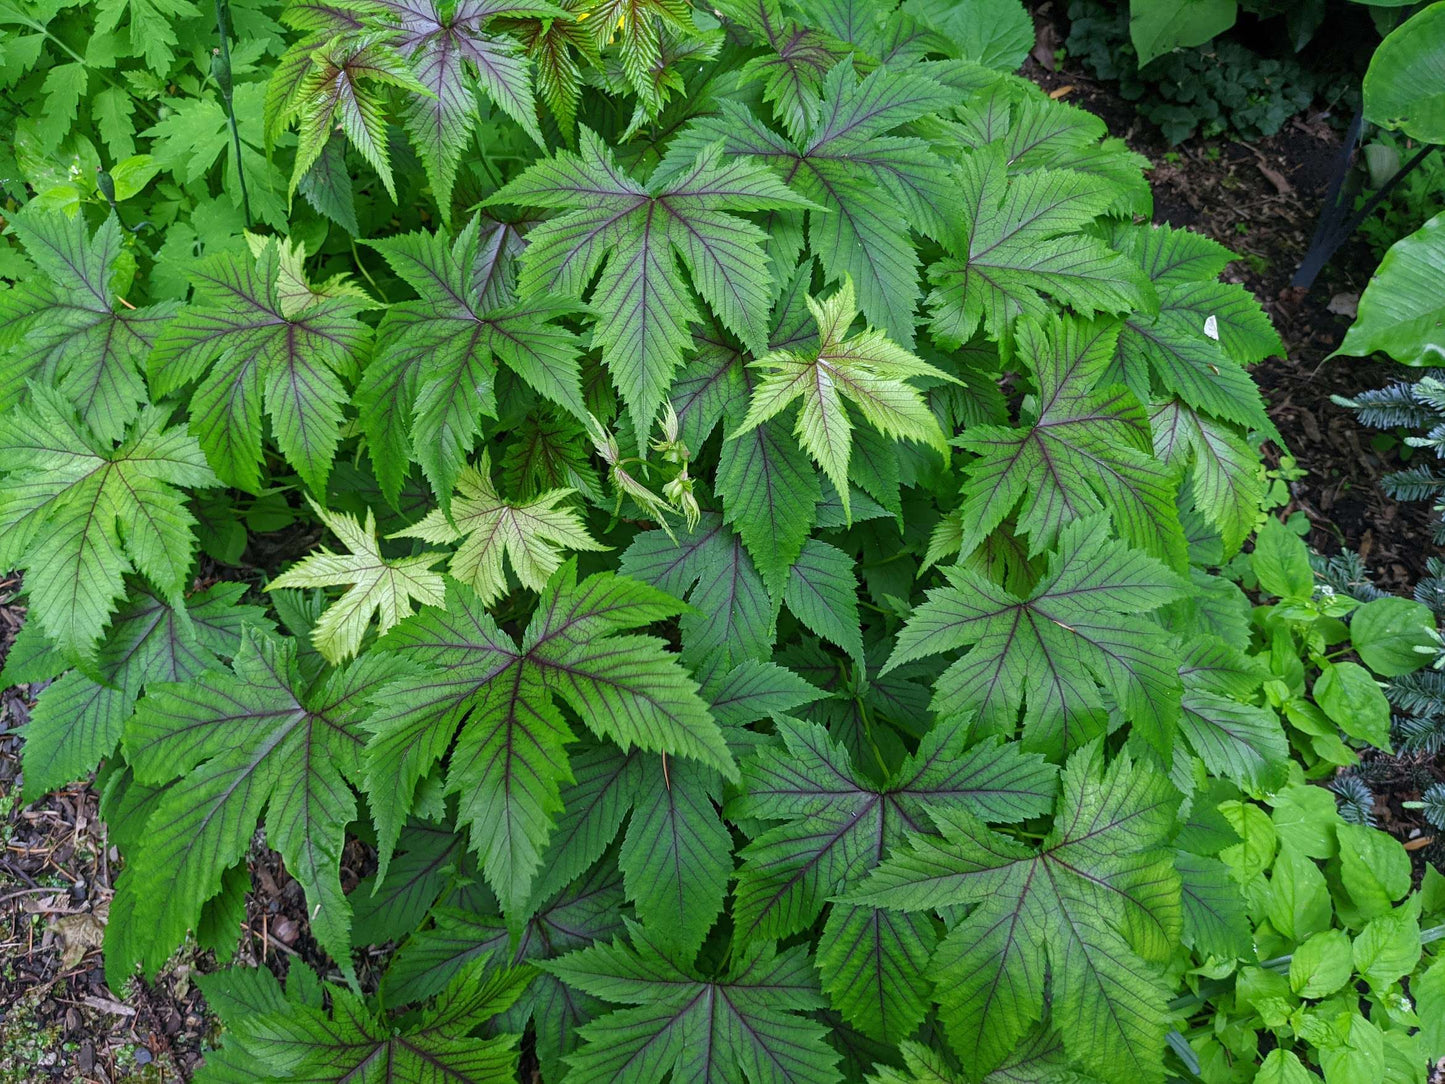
[393,451,605,606]
[887,517,1187,756]
[0,386,218,661]
[731,277,954,522]
[850,745,1181,1082]
[269,499,446,663]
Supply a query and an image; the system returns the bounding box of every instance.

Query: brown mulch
[3,14,1444,1081]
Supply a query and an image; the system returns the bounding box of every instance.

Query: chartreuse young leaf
[0,386,219,662]
[220,962,529,1082]
[358,217,588,503]
[542,921,842,1083]
[731,277,955,522]
[950,314,1186,569]
[149,234,371,494]
[20,583,268,800]
[488,131,814,440]
[926,143,1153,349]
[688,261,822,594]
[364,564,734,916]
[0,209,176,442]
[727,715,1057,1041]
[667,61,957,344]
[888,517,1188,756]
[393,450,605,606]
[109,633,412,986]
[267,498,447,663]
[850,744,1181,1082]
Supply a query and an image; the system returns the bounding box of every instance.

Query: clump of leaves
[7,1,1443,1082]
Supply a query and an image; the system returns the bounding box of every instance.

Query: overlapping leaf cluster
[7,1,1429,1083]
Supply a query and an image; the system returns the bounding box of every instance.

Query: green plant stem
[213,0,252,226]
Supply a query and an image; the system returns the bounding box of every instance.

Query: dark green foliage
[3,0,1444,1082]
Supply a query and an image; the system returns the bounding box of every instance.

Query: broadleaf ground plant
[3,0,1445,1081]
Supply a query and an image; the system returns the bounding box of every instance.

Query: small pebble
[134,1047,152,1066]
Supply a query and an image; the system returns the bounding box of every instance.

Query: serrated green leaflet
[363,563,733,915]
[0,386,218,661]
[850,745,1181,1081]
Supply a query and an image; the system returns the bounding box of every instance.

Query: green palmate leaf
[850,744,1181,1083]
[728,716,1057,1040]
[619,753,733,956]
[364,564,734,915]
[149,235,371,494]
[1150,399,1265,556]
[488,131,814,440]
[275,29,429,200]
[384,859,625,1078]
[1176,637,1288,791]
[20,583,267,800]
[926,143,1152,349]
[866,1027,1106,1084]
[668,62,957,344]
[887,516,1187,756]
[950,83,1153,217]
[375,0,557,215]
[951,314,1186,569]
[0,210,176,441]
[228,963,528,1082]
[542,921,842,1083]
[394,450,604,606]
[267,498,448,663]
[0,387,218,661]
[784,538,865,666]
[523,659,823,915]
[359,216,586,503]
[731,277,954,522]
[723,0,852,142]
[1112,224,1279,436]
[619,513,774,667]
[110,633,411,985]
